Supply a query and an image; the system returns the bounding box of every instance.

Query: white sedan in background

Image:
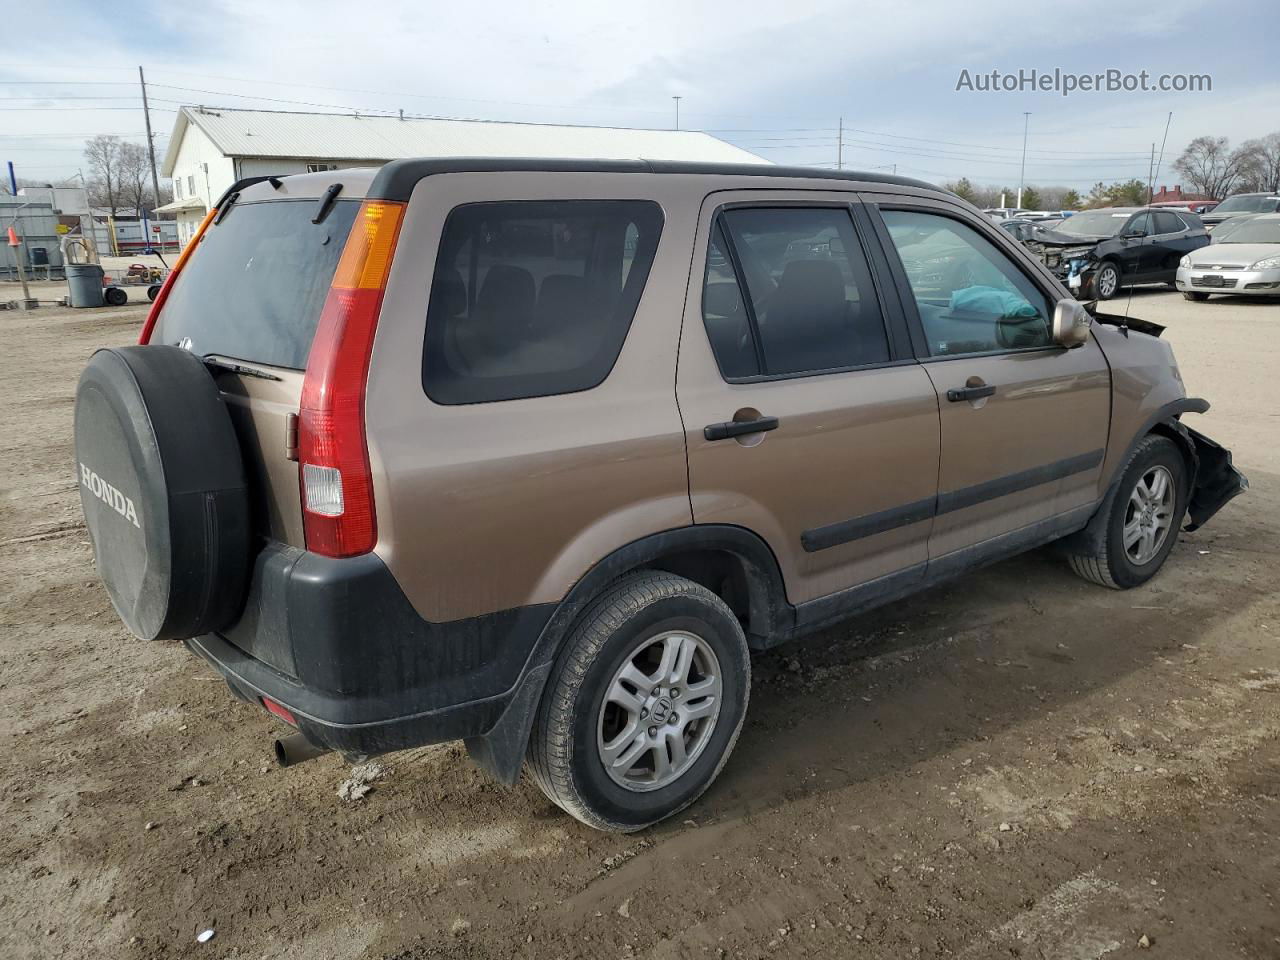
[1176,213,1280,300]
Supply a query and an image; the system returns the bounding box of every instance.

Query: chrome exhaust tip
[273,733,329,768]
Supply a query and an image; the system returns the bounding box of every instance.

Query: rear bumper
[187,544,553,757]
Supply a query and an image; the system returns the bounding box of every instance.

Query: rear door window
[1154,211,1184,234]
[152,200,359,369]
[702,207,890,379]
[423,200,663,404]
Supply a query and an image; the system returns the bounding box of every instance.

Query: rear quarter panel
[364,171,706,623]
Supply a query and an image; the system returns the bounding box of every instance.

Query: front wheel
[1067,434,1189,589]
[1090,261,1121,300]
[528,572,750,832]
[1183,291,1210,302]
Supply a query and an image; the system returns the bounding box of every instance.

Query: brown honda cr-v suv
[74,160,1245,832]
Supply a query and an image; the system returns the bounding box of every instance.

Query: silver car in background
[1176,213,1280,300]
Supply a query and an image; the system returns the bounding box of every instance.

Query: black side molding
[802,449,1105,552]
[936,449,1104,516]
[802,497,935,553]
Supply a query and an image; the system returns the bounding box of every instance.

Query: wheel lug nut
[647,727,658,738]
[640,709,648,718]
[671,690,680,699]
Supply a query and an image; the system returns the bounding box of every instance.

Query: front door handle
[704,416,779,441]
[946,384,996,402]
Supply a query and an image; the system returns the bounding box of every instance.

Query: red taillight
[298,200,405,558]
[261,697,297,726]
[138,205,219,345]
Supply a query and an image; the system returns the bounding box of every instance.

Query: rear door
[1150,211,1199,278]
[865,196,1111,565]
[678,192,941,610]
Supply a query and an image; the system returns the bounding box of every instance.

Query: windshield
[1214,195,1277,214]
[1052,210,1130,237]
[1217,220,1280,244]
[153,199,359,369]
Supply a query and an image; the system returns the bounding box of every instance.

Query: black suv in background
[1025,207,1210,300]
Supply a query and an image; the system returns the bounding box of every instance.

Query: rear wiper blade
[312,183,344,224]
[201,356,283,381]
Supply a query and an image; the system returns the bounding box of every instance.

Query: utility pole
[837,117,843,170]
[672,96,682,131]
[1017,111,1030,208]
[139,66,162,219]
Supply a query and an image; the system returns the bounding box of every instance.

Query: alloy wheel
[1123,464,1175,565]
[596,630,723,792]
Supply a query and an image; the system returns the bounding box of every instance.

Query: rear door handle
[704,416,779,441]
[946,384,996,402]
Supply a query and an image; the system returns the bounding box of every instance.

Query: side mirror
[1052,298,1091,348]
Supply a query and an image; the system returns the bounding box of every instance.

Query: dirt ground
[1,283,1278,960]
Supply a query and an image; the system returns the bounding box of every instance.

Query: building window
[306,162,338,173]
[174,179,182,200]
[187,175,195,196]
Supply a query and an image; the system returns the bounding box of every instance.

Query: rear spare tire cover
[74,345,251,640]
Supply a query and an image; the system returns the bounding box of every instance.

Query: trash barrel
[66,263,106,308]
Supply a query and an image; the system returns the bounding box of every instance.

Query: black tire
[1183,291,1210,302]
[1067,435,1189,589]
[74,346,251,640]
[1089,261,1122,301]
[103,286,128,307]
[528,572,750,832]
[146,284,162,302]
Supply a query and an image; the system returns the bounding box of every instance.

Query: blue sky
[4,0,1277,191]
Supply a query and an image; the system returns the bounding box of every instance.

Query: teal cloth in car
[950,285,1037,318]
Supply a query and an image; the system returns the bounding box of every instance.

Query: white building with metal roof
[156,106,766,244]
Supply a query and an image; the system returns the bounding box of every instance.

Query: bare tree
[84,135,124,217]
[118,142,151,216]
[1238,132,1280,193]
[1173,136,1255,199]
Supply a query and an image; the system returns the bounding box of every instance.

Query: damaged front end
[1181,426,1249,531]
[1028,238,1101,294]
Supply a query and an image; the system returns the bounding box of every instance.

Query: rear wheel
[528,572,750,832]
[103,286,128,307]
[1183,291,1210,302]
[1067,434,1188,589]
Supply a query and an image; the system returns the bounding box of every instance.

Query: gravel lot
[1,284,1277,959]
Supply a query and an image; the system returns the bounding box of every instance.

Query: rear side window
[423,200,663,405]
[153,200,358,369]
[701,207,890,379]
[1154,211,1184,234]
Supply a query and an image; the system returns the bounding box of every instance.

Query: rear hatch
[148,173,371,547]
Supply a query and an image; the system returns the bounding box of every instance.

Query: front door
[867,199,1112,565]
[677,193,941,608]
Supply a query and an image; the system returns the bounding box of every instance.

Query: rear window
[422,200,664,405]
[152,199,358,369]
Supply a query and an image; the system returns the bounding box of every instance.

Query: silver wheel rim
[596,630,723,792]
[1098,265,1118,298]
[1124,464,1175,565]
